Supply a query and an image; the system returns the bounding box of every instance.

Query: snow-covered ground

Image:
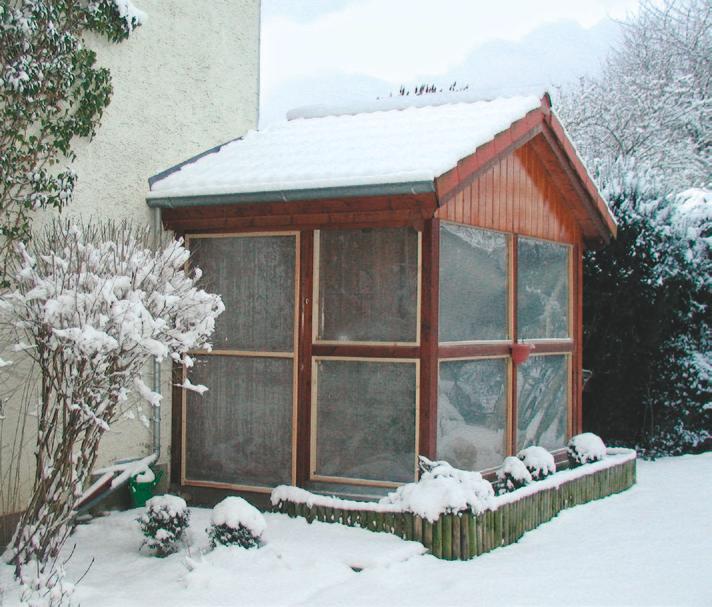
[1,454,710,606]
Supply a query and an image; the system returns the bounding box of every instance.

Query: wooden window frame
[514,352,573,451]
[437,223,576,460]
[180,231,301,494]
[438,220,513,348]
[516,234,574,344]
[309,355,421,488]
[312,228,423,347]
[436,354,513,464]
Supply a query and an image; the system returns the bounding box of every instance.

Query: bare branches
[558,0,711,192]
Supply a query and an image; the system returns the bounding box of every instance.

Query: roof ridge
[286,88,548,121]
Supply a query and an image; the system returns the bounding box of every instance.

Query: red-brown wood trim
[163,211,427,234]
[545,112,616,239]
[311,344,419,359]
[525,341,575,354]
[170,361,183,488]
[538,124,615,244]
[438,343,511,358]
[296,231,314,486]
[435,109,546,201]
[419,218,439,460]
[161,194,438,233]
[576,241,584,434]
[510,234,519,455]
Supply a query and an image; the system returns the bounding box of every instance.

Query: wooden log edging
[272,455,636,561]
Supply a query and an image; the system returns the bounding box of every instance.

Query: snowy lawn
[2,453,710,606]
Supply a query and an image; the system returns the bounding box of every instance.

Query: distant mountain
[444,19,621,95]
[260,18,621,126]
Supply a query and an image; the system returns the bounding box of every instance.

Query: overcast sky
[260,0,642,124]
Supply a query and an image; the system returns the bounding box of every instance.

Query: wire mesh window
[437,358,508,471]
[516,354,569,451]
[439,223,509,342]
[189,235,296,352]
[313,359,417,484]
[517,237,570,339]
[316,228,419,343]
[184,355,294,487]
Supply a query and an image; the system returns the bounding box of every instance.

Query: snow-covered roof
[148,94,543,200]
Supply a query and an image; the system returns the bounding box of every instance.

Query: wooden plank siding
[436,142,583,245]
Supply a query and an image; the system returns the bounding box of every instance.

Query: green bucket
[128,468,163,508]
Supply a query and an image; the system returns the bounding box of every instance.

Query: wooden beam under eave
[161,193,438,233]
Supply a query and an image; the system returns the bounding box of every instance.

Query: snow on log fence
[272,452,636,561]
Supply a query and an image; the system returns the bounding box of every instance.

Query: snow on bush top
[497,456,532,485]
[0,221,224,426]
[568,433,607,465]
[517,446,556,480]
[211,497,266,538]
[146,495,187,518]
[380,459,494,522]
[148,94,542,199]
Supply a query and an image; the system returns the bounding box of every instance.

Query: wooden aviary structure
[146,92,617,503]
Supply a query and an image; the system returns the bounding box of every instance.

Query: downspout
[151,206,162,461]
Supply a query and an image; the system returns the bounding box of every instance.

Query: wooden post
[432,518,442,558]
[442,514,452,560]
[414,515,423,543]
[424,520,433,553]
[469,513,477,558]
[461,513,470,559]
[475,514,483,556]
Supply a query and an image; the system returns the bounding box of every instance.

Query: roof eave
[146,180,437,209]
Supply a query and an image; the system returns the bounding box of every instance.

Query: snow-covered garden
[1,453,709,606]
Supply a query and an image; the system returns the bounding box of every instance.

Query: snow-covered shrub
[207,497,266,549]
[517,446,556,480]
[496,456,532,493]
[380,456,494,521]
[0,220,223,577]
[138,495,190,557]
[568,433,607,467]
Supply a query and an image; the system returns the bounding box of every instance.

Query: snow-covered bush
[207,497,266,549]
[138,495,190,557]
[517,446,556,480]
[568,433,607,467]
[380,456,495,521]
[0,220,223,580]
[496,456,532,493]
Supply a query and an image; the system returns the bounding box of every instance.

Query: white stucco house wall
[0,0,261,528]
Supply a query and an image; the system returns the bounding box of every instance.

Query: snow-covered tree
[0,220,223,603]
[559,0,711,192]
[0,0,145,279]
[558,0,711,455]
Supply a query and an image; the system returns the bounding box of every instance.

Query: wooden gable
[433,95,616,247]
[436,141,582,245]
